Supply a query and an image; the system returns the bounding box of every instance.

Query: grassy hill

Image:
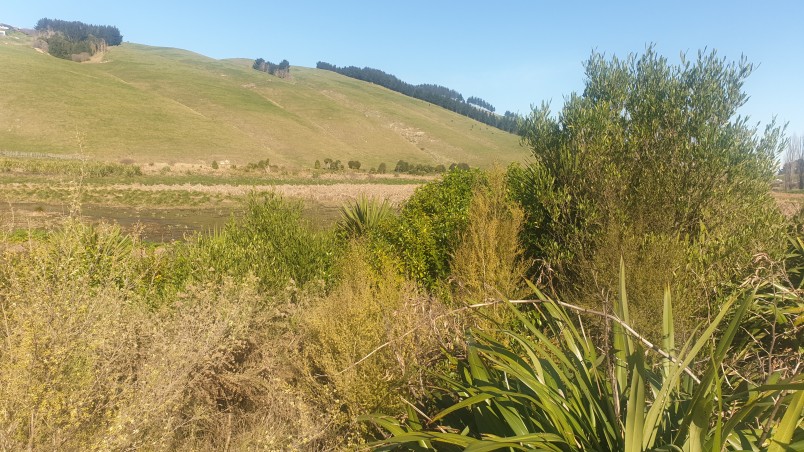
[0,32,525,168]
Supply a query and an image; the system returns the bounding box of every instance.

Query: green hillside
[0,32,524,168]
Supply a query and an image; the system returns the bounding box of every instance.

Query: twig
[512,297,702,384]
[224,412,232,452]
[333,303,476,376]
[399,396,448,433]
[335,295,702,384]
[757,393,785,447]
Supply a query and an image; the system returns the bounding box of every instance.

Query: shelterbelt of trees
[34,18,122,61]
[316,61,522,134]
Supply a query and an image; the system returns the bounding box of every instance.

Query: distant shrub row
[316,61,522,134]
[314,158,469,175]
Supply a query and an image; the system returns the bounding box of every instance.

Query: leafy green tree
[377,162,387,174]
[314,159,321,169]
[509,47,786,338]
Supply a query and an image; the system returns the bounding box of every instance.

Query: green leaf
[431,392,495,422]
[625,348,646,452]
[768,389,804,452]
[642,291,742,449]
[662,285,675,379]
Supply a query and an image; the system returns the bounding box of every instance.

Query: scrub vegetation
[0,48,801,451]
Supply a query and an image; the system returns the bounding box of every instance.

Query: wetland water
[1,201,342,242]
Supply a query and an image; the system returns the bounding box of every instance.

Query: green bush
[337,195,394,238]
[178,193,338,293]
[0,215,342,450]
[451,169,530,306]
[299,243,457,447]
[385,168,485,290]
[510,47,787,340]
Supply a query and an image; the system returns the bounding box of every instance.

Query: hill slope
[0,33,524,168]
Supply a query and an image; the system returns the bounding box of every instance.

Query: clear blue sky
[4,0,803,140]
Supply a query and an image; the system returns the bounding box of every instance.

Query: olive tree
[510,47,786,338]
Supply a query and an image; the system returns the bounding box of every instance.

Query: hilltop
[0,32,524,169]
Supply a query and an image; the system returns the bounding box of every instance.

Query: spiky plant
[363,261,803,451]
[338,195,393,238]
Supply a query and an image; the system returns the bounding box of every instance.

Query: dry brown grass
[0,221,338,450]
[773,191,804,218]
[99,182,418,205]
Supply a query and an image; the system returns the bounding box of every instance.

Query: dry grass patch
[0,221,335,450]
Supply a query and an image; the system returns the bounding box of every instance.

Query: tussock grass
[337,195,394,237]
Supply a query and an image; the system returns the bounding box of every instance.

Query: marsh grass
[0,156,141,178]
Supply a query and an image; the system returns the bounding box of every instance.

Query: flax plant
[338,195,394,238]
[364,262,803,451]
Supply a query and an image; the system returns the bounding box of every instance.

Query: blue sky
[4,1,803,140]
